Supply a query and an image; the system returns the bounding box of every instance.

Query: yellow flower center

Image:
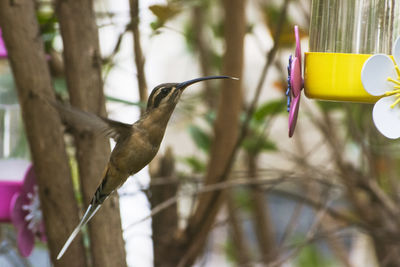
[384,65,400,108]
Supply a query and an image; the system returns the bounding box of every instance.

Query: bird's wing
[50,101,132,142]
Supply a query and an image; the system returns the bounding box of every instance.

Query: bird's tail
[57,168,112,260]
[56,203,101,260]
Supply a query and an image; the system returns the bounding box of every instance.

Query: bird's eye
[161,87,170,94]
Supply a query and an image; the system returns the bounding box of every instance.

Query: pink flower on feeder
[0,28,7,58]
[286,25,304,137]
[0,163,46,257]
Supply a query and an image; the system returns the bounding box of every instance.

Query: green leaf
[188,125,211,152]
[253,99,286,121]
[36,11,58,52]
[296,242,335,267]
[203,111,216,126]
[210,50,223,70]
[242,137,277,155]
[211,21,224,39]
[182,156,206,173]
[183,21,196,53]
[260,139,277,151]
[150,20,164,32]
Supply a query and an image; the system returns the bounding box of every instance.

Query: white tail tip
[56,204,101,260]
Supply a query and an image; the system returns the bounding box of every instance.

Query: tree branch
[55,0,127,265]
[0,0,86,265]
[129,0,148,115]
[179,1,291,265]
[180,0,246,264]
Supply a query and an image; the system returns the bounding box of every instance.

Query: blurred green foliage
[182,114,212,173]
[36,11,58,53]
[182,98,285,173]
[224,238,237,264]
[188,124,211,152]
[296,243,335,267]
[233,187,253,213]
[241,99,286,155]
[181,155,206,173]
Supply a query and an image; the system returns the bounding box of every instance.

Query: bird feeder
[0,160,46,257]
[287,0,400,138]
[0,28,7,58]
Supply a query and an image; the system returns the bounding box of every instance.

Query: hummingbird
[55,76,236,259]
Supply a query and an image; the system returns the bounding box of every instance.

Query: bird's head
[146,76,237,112]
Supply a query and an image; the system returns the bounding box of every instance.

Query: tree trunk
[149,148,180,267]
[247,153,277,263]
[0,1,87,266]
[180,0,246,265]
[54,1,127,266]
[227,194,252,266]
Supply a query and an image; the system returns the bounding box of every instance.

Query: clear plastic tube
[309,0,400,54]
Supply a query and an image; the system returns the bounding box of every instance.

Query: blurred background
[0,0,399,266]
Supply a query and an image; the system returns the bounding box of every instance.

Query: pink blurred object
[0,28,7,58]
[0,164,46,257]
[0,181,23,221]
[286,25,304,138]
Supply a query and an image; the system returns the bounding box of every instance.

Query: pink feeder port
[0,181,23,222]
[0,160,46,257]
[287,25,304,138]
[0,159,30,222]
[290,57,302,97]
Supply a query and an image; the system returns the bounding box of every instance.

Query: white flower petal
[361,54,396,96]
[393,36,400,66]
[372,96,400,139]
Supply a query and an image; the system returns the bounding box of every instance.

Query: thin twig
[129,0,148,115]
[268,226,353,267]
[124,176,356,231]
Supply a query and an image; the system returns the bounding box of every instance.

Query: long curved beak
[176,75,238,91]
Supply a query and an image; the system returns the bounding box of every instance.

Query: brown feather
[50,100,132,142]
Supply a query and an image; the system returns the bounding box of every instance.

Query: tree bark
[149,148,180,267]
[247,153,277,263]
[180,0,246,265]
[227,194,252,266]
[0,1,87,266]
[54,1,127,266]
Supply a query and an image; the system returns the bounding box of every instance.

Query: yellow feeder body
[304,52,380,103]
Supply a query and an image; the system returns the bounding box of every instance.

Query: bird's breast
[110,131,161,176]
